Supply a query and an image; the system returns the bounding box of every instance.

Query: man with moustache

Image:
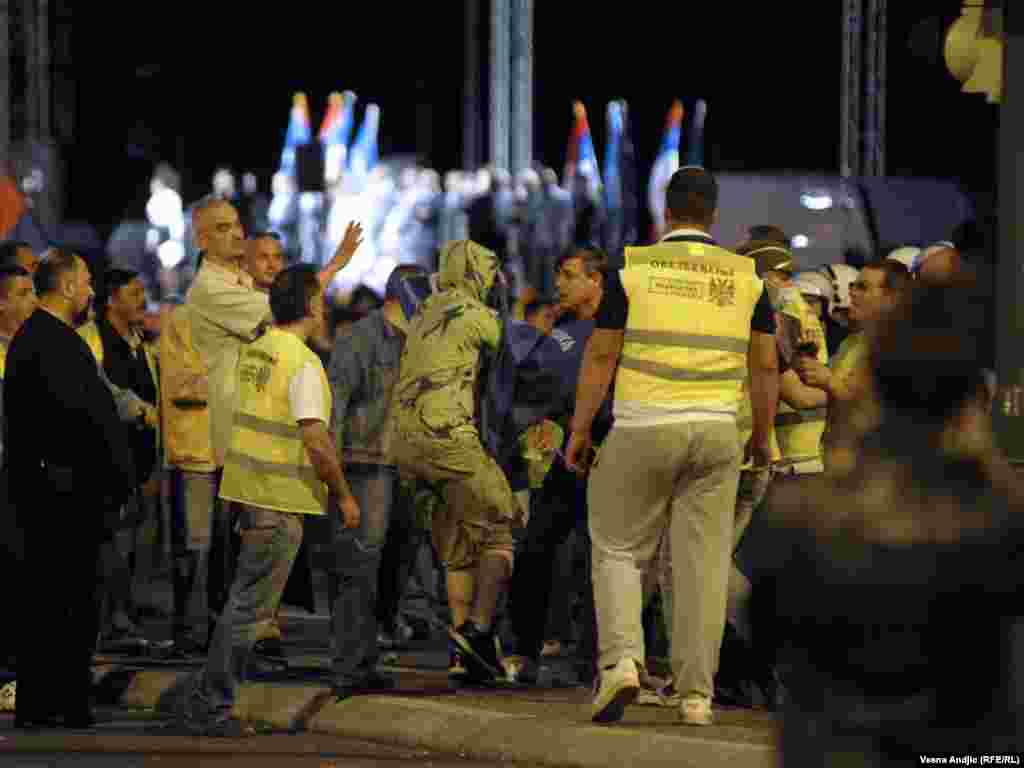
[504,245,610,687]
[8,249,135,728]
[183,197,361,646]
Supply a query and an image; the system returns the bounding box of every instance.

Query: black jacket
[4,310,135,529]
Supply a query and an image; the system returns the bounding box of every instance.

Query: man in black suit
[6,248,135,728]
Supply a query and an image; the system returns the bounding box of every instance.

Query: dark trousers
[16,506,103,719]
[329,465,399,684]
[509,460,597,669]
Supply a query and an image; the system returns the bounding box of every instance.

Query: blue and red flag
[619,101,640,247]
[648,99,685,237]
[280,92,312,179]
[320,90,357,184]
[686,99,708,167]
[563,101,601,202]
[348,103,380,183]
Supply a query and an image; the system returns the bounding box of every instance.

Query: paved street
[0,709,523,767]
[0,575,780,768]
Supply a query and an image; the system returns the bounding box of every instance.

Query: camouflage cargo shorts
[393,426,516,571]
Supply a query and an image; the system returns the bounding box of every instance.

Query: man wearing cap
[566,168,779,726]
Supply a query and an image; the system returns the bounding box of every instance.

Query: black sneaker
[252,637,285,659]
[448,622,502,682]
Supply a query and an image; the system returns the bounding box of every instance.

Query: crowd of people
[0,161,1019,759]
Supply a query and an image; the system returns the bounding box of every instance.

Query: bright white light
[157,240,185,269]
[146,188,184,230]
[792,235,810,249]
[800,192,833,211]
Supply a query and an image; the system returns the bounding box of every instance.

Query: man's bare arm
[318,222,364,288]
[299,419,352,500]
[779,369,827,411]
[569,329,624,434]
[748,330,780,461]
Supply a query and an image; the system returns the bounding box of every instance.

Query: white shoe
[503,654,539,685]
[679,695,713,726]
[591,658,640,723]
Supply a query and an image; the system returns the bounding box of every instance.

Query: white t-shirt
[289,361,328,424]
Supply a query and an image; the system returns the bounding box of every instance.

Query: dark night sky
[65,1,998,241]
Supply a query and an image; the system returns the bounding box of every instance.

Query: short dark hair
[558,244,609,279]
[34,248,80,296]
[98,267,140,311]
[862,259,912,293]
[249,230,282,243]
[872,284,985,432]
[665,167,718,224]
[269,264,320,325]
[0,265,29,299]
[747,225,788,247]
[0,241,33,268]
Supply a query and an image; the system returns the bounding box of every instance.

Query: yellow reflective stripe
[226,450,321,485]
[234,411,300,440]
[619,356,746,382]
[774,407,827,428]
[624,330,748,353]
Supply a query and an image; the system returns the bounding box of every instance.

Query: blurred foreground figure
[755,284,1024,761]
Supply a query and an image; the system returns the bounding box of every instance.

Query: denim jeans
[189,505,303,719]
[328,464,398,685]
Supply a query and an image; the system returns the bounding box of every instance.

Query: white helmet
[822,263,860,326]
[792,270,834,312]
[886,246,921,272]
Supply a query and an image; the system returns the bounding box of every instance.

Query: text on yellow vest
[616,241,763,414]
[219,328,332,516]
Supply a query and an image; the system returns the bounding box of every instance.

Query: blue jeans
[329,464,397,685]
[189,505,303,720]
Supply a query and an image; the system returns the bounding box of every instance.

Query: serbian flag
[320,90,357,185]
[603,101,624,213]
[686,99,708,167]
[563,101,601,202]
[602,101,625,253]
[619,101,640,247]
[279,92,312,178]
[648,99,684,238]
[348,103,380,182]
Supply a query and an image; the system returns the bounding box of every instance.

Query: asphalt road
[0,710,522,767]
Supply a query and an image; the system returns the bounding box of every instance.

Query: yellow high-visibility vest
[774,287,828,467]
[616,240,763,416]
[0,338,9,379]
[219,328,332,516]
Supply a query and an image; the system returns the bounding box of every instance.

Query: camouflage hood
[437,240,501,304]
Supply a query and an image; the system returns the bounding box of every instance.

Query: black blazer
[4,309,135,523]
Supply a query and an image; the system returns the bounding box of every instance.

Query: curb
[92,667,779,768]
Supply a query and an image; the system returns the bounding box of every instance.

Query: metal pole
[509,0,533,174]
[463,0,480,170]
[36,0,47,140]
[875,0,886,176]
[489,0,510,170]
[996,1,1024,460]
[22,0,37,142]
[840,0,862,177]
